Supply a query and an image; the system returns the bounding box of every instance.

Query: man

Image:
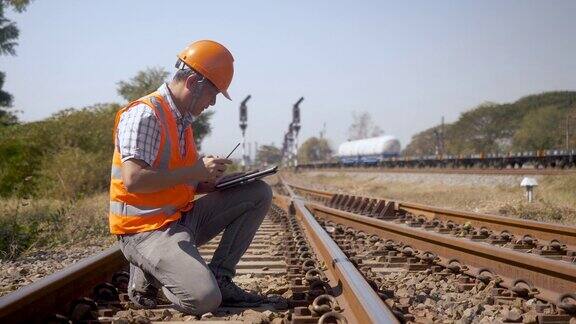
[109,40,272,315]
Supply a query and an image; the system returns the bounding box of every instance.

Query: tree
[403,125,451,156]
[190,112,212,151]
[446,102,513,154]
[0,0,32,125]
[347,111,383,140]
[117,67,170,102]
[0,4,18,56]
[2,1,32,13]
[0,72,11,106]
[0,72,17,126]
[256,144,282,166]
[116,67,213,150]
[297,137,332,163]
[513,106,564,150]
[403,92,576,155]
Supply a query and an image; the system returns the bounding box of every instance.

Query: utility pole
[254,141,258,164]
[239,95,250,170]
[433,129,440,156]
[292,97,304,166]
[247,142,252,166]
[281,127,294,166]
[280,97,304,167]
[571,109,576,150]
[566,113,570,151]
[440,116,445,156]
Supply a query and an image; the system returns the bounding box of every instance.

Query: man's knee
[177,284,222,315]
[193,285,222,314]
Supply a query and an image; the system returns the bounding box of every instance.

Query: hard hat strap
[188,75,206,112]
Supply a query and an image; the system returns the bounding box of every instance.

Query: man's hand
[198,156,233,181]
[119,155,232,194]
[197,172,243,193]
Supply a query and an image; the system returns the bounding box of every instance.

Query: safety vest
[109,92,197,234]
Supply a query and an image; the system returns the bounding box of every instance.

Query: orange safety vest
[109,92,197,234]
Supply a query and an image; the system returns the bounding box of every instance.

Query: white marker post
[520,177,538,203]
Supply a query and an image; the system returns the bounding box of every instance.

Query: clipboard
[215,165,278,190]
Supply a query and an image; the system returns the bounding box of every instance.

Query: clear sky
[3,1,576,157]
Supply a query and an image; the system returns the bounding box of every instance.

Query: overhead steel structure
[282,97,304,166]
[239,95,250,168]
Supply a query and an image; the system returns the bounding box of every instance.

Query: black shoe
[128,288,158,309]
[217,276,265,307]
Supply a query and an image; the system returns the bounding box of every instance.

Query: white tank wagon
[338,135,401,165]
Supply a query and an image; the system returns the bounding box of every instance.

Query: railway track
[287,184,576,247]
[295,166,576,176]
[1,179,575,323]
[285,181,576,322]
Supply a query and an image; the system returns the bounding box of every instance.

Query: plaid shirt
[116,83,195,166]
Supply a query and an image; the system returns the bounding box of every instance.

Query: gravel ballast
[0,244,111,297]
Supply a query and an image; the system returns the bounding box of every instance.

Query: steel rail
[298,166,576,176]
[280,180,400,324]
[306,201,576,306]
[0,245,126,323]
[287,183,576,247]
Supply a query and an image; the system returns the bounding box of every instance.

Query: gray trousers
[118,180,272,315]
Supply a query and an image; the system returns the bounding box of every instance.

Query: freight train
[301,136,576,169]
[337,135,401,165]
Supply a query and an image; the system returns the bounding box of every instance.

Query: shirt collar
[158,83,195,127]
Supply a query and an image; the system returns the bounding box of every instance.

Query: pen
[226,142,241,159]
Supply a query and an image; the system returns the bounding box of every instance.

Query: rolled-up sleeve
[116,104,161,166]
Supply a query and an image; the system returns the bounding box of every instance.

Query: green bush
[0,216,39,259]
[0,136,42,197]
[0,199,65,259]
[37,147,112,199]
[0,103,118,198]
[1,99,215,199]
[0,193,112,259]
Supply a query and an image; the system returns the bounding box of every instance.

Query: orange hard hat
[177,40,234,100]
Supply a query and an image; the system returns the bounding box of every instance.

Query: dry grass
[284,171,576,226]
[0,192,114,259]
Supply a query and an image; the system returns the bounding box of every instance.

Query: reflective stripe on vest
[109,201,177,217]
[111,165,122,180]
